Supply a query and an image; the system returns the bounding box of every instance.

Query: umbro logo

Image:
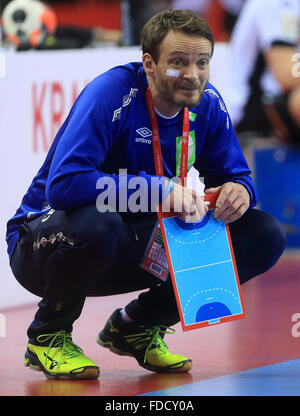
[135,127,152,144]
[136,127,152,138]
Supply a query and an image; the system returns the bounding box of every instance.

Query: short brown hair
[141,9,214,63]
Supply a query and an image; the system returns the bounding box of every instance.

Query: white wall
[0,44,230,309]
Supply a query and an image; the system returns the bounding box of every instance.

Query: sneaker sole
[24,350,100,380]
[97,334,192,373]
[140,359,193,373]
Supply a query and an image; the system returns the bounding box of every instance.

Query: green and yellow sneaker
[97,309,192,373]
[24,330,100,380]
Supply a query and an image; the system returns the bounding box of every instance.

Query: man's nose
[182,64,199,81]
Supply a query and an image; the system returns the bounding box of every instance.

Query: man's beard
[158,78,208,108]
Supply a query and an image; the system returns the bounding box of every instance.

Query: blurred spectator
[219,0,245,36]
[170,0,246,38]
[229,0,300,147]
[170,0,211,15]
[1,0,121,50]
[128,0,173,45]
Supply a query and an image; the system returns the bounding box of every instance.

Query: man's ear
[142,53,155,77]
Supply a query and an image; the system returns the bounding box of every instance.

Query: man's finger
[214,188,235,218]
[224,203,248,224]
[205,186,221,194]
[214,196,244,220]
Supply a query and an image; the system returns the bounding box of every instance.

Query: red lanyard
[145,86,190,185]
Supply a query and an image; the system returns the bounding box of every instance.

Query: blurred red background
[50,0,227,41]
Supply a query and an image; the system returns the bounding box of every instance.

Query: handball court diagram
[162,212,245,330]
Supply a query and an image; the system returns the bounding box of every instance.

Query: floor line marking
[139,359,300,396]
[175,259,232,274]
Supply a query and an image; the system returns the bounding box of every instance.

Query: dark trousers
[10,205,286,339]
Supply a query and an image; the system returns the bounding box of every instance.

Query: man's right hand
[162,180,209,223]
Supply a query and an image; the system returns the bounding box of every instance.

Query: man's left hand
[205,182,250,224]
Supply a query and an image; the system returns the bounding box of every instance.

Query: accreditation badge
[140,221,169,281]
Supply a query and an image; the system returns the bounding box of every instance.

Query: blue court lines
[140,359,300,396]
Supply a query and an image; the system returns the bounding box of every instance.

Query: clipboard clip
[204,191,220,210]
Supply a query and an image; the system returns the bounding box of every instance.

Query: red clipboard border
[157,193,246,332]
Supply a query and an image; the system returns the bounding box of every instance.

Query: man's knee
[230,209,286,281]
[255,213,286,278]
[259,211,286,256]
[249,210,286,275]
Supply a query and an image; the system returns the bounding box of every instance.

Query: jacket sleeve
[45,72,166,211]
[194,90,258,208]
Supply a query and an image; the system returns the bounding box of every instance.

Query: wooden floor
[1,251,300,396]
